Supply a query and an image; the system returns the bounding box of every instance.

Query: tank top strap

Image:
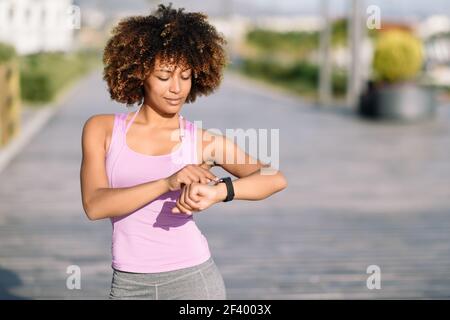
[191,119,198,164]
[124,105,142,134]
[179,114,185,141]
[180,117,198,164]
[121,106,186,150]
[106,113,123,156]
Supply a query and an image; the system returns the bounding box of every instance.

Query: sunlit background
[0,0,449,299]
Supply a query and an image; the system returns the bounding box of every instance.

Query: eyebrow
[157,68,191,72]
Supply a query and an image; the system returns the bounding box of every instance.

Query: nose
[169,75,182,94]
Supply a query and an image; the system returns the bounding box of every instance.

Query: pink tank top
[105,105,211,273]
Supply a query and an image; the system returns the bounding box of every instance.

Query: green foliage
[0,42,16,63]
[241,22,352,98]
[331,69,347,95]
[373,30,423,83]
[331,18,348,46]
[246,29,319,56]
[246,19,350,54]
[240,58,346,96]
[20,50,101,104]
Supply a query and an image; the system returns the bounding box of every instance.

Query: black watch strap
[218,177,234,202]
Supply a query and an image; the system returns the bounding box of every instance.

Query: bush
[20,71,53,102]
[240,58,346,96]
[373,30,423,83]
[19,50,101,104]
[246,29,319,56]
[0,42,16,63]
[245,21,351,54]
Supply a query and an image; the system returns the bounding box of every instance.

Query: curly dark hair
[102,3,229,107]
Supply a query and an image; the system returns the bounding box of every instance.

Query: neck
[138,102,179,129]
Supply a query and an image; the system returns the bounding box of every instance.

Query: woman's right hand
[164,163,219,191]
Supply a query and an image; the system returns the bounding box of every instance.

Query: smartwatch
[216,177,234,202]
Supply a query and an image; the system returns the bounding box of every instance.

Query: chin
[167,103,183,111]
[162,107,181,115]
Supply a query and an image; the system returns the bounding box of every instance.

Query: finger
[190,170,208,184]
[178,186,188,208]
[199,175,209,185]
[183,171,201,184]
[199,162,211,170]
[192,167,217,184]
[184,184,199,211]
[189,165,215,183]
[176,177,189,189]
[181,164,204,181]
[188,184,201,202]
[184,184,201,210]
[172,187,186,213]
[174,199,192,215]
[195,165,218,180]
[179,186,195,212]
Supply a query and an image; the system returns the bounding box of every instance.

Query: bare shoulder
[83,114,115,136]
[82,114,116,154]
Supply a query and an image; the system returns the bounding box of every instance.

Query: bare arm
[80,115,171,220]
[80,116,218,221]
[170,128,289,214]
[84,182,171,221]
[202,130,288,201]
[215,167,286,201]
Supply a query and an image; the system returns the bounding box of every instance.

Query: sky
[75,0,450,18]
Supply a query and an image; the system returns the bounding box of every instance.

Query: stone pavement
[0,69,449,299]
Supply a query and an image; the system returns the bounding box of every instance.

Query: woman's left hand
[172,182,226,215]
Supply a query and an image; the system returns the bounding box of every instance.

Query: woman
[80,4,287,300]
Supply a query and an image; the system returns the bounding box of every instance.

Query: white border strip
[0,104,60,174]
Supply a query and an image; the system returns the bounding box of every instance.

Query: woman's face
[143,56,192,115]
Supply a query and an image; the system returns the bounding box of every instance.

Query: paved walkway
[0,69,450,299]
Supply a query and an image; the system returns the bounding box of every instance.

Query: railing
[0,59,21,148]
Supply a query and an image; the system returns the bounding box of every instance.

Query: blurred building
[211,14,323,58]
[74,7,108,50]
[417,15,450,86]
[0,0,75,54]
[211,14,322,40]
[417,15,450,39]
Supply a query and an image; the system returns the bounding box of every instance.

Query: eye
[157,77,169,81]
[181,75,191,80]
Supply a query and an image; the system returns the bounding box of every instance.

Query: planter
[0,59,21,147]
[358,82,437,122]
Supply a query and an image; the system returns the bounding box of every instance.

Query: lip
[164,97,182,105]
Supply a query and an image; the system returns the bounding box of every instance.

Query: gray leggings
[109,257,226,300]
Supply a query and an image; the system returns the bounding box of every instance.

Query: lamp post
[346,0,365,109]
[319,0,332,107]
